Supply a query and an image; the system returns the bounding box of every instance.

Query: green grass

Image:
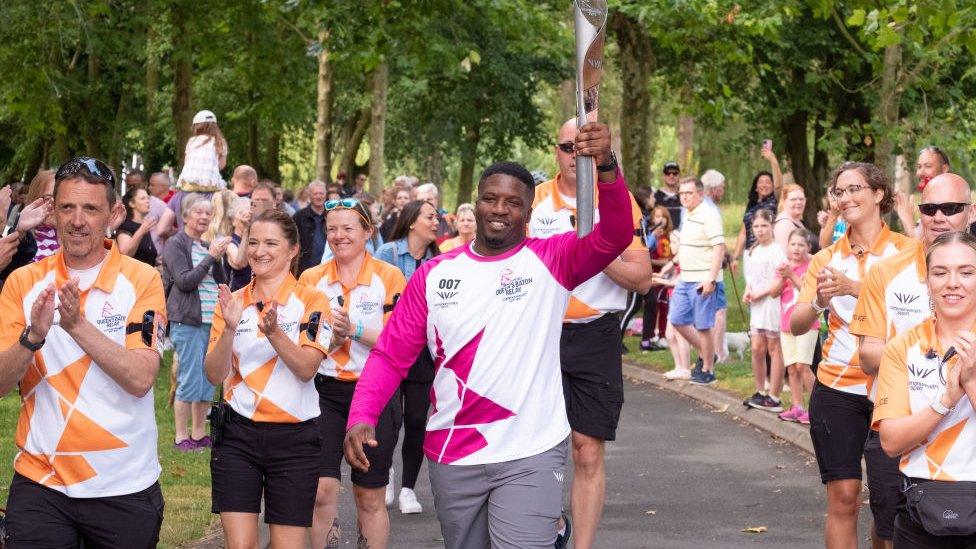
[0,352,215,549]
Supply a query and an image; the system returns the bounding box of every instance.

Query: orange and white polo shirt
[873,319,976,481]
[529,174,644,323]
[298,253,405,381]
[209,275,332,422]
[798,224,914,396]
[0,241,166,497]
[850,241,929,400]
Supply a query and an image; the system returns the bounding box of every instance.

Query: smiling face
[128,188,151,216]
[326,208,371,262]
[475,174,531,252]
[455,209,476,238]
[928,241,976,323]
[832,169,882,227]
[247,220,298,279]
[54,178,113,268]
[919,173,974,248]
[917,150,949,183]
[755,174,774,199]
[410,202,440,245]
[184,202,213,238]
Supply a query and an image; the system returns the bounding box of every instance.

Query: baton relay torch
[573,0,608,237]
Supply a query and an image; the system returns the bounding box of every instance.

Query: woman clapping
[204,209,332,549]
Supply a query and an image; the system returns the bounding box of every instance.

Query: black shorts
[864,430,903,540]
[560,313,625,441]
[4,473,163,549]
[316,374,401,488]
[210,409,321,527]
[808,381,873,483]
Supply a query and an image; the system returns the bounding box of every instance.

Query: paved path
[193,379,872,547]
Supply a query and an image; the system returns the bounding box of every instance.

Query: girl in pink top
[770,227,819,423]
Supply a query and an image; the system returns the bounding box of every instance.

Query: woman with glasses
[300,197,406,549]
[874,231,976,546]
[790,161,915,548]
[731,146,783,274]
[205,209,332,549]
[773,184,815,254]
[163,195,230,451]
[374,199,439,514]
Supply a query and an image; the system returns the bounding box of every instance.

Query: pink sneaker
[778,405,804,422]
[797,409,810,424]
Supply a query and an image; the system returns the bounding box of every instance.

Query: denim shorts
[667,281,720,330]
[172,322,215,402]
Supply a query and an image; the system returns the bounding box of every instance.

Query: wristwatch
[931,392,953,416]
[597,152,618,173]
[19,326,44,352]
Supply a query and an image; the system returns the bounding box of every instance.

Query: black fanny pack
[905,478,976,536]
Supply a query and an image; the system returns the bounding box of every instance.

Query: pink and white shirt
[348,172,633,465]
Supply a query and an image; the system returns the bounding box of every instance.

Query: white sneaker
[385,468,395,507]
[663,368,691,381]
[399,487,422,514]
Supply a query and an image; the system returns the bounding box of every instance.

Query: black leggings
[399,379,432,489]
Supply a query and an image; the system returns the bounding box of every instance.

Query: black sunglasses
[918,202,970,217]
[55,156,116,186]
[557,142,575,154]
[664,170,680,176]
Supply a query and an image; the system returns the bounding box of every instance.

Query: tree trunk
[610,12,655,189]
[811,113,830,225]
[144,25,160,170]
[264,132,281,183]
[368,59,389,195]
[340,107,370,182]
[171,9,193,165]
[424,149,444,187]
[314,29,333,183]
[782,108,820,227]
[875,42,904,189]
[457,122,482,208]
[677,114,694,171]
[247,104,259,171]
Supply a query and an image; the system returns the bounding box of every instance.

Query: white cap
[192,110,217,124]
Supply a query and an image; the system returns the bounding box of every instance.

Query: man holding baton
[344,122,632,549]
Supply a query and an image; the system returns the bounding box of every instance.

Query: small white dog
[723,331,751,362]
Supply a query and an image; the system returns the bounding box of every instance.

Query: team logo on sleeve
[891,291,925,317]
[496,268,533,303]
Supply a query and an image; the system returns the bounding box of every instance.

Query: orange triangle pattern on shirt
[46,356,92,405]
[49,454,98,487]
[565,296,600,321]
[14,394,35,448]
[925,418,968,479]
[252,396,300,423]
[55,408,127,453]
[21,353,48,397]
[243,357,278,393]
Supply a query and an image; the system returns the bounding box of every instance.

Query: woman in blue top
[731,148,783,274]
[373,199,439,514]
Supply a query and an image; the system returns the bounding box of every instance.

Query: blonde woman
[439,203,475,252]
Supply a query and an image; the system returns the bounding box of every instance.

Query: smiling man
[850,172,974,548]
[343,122,633,549]
[0,157,167,548]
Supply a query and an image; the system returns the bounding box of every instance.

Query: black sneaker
[640,340,653,352]
[692,357,704,377]
[690,369,716,386]
[760,395,784,413]
[744,392,763,407]
[555,512,572,549]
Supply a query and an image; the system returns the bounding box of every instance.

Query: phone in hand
[762,139,773,151]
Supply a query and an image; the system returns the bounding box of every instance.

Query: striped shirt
[191,242,218,324]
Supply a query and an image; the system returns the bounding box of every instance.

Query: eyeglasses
[325,198,371,226]
[919,202,970,217]
[326,198,359,210]
[664,170,680,176]
[557,142,575,154]
[55,156,116,187]
[829,184,868,199]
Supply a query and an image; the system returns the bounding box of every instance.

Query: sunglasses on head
[55,156,116,186]
[324,198,371,226]
[557,142,575,154]
[918,202,970,217]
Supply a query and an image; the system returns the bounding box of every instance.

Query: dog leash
[724,261,747,325]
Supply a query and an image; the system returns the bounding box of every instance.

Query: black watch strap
[597,152,618,173]
[19,326,43,351]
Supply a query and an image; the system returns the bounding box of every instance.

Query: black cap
[663,161,680,173]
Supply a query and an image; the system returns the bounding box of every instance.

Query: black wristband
[597,152,618,173]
